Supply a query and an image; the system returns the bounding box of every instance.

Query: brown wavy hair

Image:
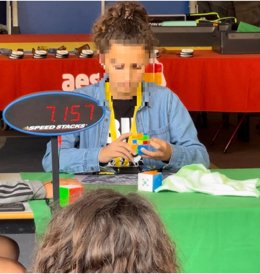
[32,189,178,273]
[92,1,158,53]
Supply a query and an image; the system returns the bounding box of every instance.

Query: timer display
[46,104,95,123]
[3,91,105,136]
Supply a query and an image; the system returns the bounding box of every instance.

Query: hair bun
[124,7,134,19]
[92,1,158,53]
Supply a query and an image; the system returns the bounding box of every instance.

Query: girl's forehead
[105,43,148,59]
[107,42,146,52]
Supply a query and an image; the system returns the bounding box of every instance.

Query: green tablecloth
[22,168,260,273]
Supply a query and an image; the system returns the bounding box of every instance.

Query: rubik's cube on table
[59,185,84,207]
[131,133,150,155]
[138,170,163,192]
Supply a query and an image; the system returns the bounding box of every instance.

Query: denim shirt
[42,77,210,173]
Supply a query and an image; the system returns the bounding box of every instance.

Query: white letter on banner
[76,74,89,88]
[90,73,100,84]
[62,74,75,91]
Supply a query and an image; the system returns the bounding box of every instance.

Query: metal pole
[6,1,12,34]
[101,0,105,16]
[12,1,20,34]
[189,1,198,14]
[51,136,60,210]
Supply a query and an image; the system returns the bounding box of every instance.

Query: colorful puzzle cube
[59,185,84,207]
[138,171,163,192]
[131,133,150,155]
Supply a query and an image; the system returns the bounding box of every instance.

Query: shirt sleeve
[165,91,210,170]
[42,134,101,173]
[0,180,46,204]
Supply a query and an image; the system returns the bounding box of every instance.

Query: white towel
[156,164,260,197]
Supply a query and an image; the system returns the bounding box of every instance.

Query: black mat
[0,137,49,172]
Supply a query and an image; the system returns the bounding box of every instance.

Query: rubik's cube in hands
[131,133,150,155]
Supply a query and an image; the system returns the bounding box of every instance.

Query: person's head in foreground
[0,258,26,273]
[0,235,20,261]
[32,189,178,273]
[0,235,25,273]
[93,1,157,99]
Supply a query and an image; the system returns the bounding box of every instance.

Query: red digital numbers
[84,104,94,121]
[46,104,94,123]
[64,105,80,122]
[46,105,56,122]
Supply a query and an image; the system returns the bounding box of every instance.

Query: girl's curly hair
[92,1,158,53]
[32,189,179,273]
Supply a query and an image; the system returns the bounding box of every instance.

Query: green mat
[237,21,260,32]
[22,169,260,272]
